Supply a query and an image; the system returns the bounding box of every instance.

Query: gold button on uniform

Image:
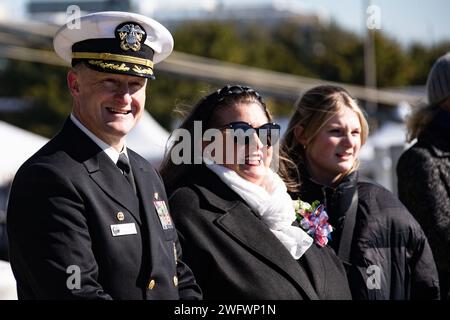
[116,211,125,221]
[173,276,178,287]
[148,279,156,290]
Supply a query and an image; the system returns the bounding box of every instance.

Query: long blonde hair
[279,85,369,193]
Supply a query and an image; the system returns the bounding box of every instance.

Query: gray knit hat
[426,52,450,105]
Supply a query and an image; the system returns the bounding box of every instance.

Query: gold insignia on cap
[72,53,154,67]
[88,60,130,72]
[116,211,125,221]
[116,23,146,52]
[132,65,153,75]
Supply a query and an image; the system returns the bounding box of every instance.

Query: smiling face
[214,102,273,186]
[67,64,147,151]
[303,106,362,185]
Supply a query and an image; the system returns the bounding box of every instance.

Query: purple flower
[294,200,333,247]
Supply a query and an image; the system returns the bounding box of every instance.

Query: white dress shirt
[70,113,129,164]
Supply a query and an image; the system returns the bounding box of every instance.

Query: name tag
[110,223,137,237]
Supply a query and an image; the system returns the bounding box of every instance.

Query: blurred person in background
[397,52,450,300]
[0,181,10,261]
[7,11,200,300]
[280,85,439,299]
[161,84,352,299]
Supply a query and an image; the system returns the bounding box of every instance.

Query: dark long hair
[160,84,272,191]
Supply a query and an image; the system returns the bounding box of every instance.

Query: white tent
[0,120,48,186]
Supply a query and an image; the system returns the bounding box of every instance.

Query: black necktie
[117,153,137,194]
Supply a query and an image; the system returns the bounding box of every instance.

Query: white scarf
[206,164,313,259]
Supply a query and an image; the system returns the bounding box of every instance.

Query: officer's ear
[67,69,80,97]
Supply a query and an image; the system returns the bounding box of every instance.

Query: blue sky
[1,0,449,47]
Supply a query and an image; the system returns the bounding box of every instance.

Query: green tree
[408,41,450,85]
[374,32,413,87]
[173,21,247,63]
[2,19,449,137]
[0,60,70,137]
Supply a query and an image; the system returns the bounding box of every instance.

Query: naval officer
[7,11,202,300]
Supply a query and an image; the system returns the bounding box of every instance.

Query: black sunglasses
[220,121,281,146]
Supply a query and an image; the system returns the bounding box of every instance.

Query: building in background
[27,0,134,23]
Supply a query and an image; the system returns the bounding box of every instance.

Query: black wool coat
[296,171,440,300]
[7,118,201,300]
[167,165,352,300]
[397,110,450,299]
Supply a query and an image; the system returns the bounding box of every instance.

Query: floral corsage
[293,199,333,247]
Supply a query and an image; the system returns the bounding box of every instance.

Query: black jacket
[397,109,450,299]
[7,118,201,300]
[167,165,352,300]
[294,171,440,300]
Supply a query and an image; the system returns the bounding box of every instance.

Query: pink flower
[294,200,333,247]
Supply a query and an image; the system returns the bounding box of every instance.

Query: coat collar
[57,118,142,224]
[420,127,450,158]
[299,170,358,227]
[189,165,320,300]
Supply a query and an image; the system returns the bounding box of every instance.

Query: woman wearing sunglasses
[279,85,439,299]
[160,85,351,299]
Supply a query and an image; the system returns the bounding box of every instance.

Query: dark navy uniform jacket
[7,118,201,300]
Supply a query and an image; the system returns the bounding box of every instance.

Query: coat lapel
[130,154,173,271]
[216,204,319,300]
[57,118,141,224]
[129,154,156,228]
[84,153,141,225]
[193,172,320,300]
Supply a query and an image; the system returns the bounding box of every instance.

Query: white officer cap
[53,11,174,79]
